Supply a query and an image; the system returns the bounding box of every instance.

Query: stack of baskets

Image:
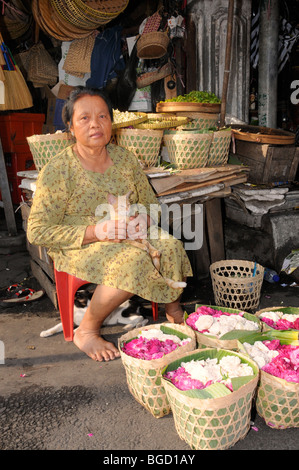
[116,113,189,168]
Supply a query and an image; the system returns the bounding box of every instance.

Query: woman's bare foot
[74,327,120,362]
[165,303,184,324]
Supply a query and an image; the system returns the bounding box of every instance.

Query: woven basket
[162,348,259,450]
[255,306,299,332]
[116,128,163,167]
[176,112,219,130]
[210,260,264,311]
[118,323,196,418]
[256,370,299,429]
[27,132,75,171]
[207,128,232,167]
[184,304,261,350]
[163,131,212,169]
[137,32,169,59]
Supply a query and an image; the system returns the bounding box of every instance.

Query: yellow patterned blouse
[27,144,192,303]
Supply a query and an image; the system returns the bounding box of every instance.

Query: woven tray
[163,131,212,169]
[112,111,147,130]
[157,101,221,113]
[118,323,196,418]
[134,113,189,130]
[162,348,259,450]
[116,128,163,167]
[210,260,264,311]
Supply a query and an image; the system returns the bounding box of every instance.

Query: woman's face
[70,94,112,148]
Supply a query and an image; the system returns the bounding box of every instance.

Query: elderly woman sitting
[27,87,192,362]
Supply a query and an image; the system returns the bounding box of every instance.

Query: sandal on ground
[1,287,45,303]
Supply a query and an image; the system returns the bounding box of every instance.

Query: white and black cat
[40,288,148,338]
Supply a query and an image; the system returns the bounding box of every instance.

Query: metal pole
[258,0,279,128]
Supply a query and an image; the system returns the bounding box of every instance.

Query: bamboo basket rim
[116,127,164,136]
[134,114,190,129]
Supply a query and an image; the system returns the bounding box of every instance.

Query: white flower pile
[242,341,279,369]
[195,314,259,337]
[139,326,188,344]
[113,109,140,124]
[181,355,254,386]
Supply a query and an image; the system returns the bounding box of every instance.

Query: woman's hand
[95,219,127,242]
[127,213,149,240]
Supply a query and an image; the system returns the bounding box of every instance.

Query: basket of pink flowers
[255,306,299,332]
[184,304,261,350]
[161,348,259,450]
[118,323,196,418]
[238,329,299,429]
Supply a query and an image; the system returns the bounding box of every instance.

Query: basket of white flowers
[118,323,196,418]
[238,330,299,429]
[161,348,259,450]
[184,304,261,350]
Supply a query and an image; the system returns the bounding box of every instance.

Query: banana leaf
[162,348,259,399]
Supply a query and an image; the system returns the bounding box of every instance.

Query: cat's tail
[164,278,187,289]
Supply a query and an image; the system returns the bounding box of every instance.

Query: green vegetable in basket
[162,91,221,104]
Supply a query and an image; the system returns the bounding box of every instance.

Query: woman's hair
[62,86,114,129]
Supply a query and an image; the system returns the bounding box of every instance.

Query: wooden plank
[205,198,225,263]
[156,173,248,196]
[30,259,58,309]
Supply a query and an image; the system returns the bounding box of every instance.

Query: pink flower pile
[261,340,299,383]
[163,367,213,391]
[122,334,189,360]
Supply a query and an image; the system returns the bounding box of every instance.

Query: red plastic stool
[54,269,158,341]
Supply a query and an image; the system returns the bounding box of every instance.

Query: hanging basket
[163,131,212,169]
[210,260,264,311]
[118,323,196,418]
[116,128,163,167]
[162,348,259,450]
[27,132,75,171]
[206,128,232,167]
[136,62,172,88]
[137,31,169,59]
